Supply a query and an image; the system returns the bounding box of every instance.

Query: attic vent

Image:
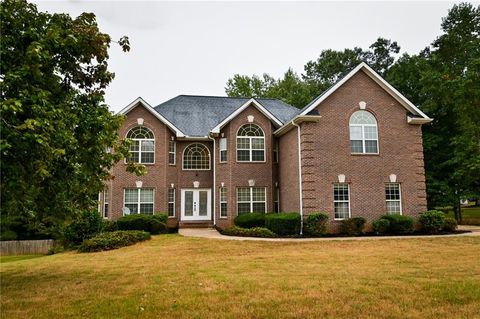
[247,115,254,123]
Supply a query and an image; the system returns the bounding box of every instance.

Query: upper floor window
[183,143,210,170]
[219,138,227,162]
[237,124,265,162]
[349,111,378,154]
[126,126,155,164]
[169,141,176,165]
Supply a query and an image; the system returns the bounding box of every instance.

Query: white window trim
[103,190,109,219]
[168,141,176,165]
[124,127,156,164]
[182,143,211,171]
[220,187,227,218]
[386,183,403,215]
[219,138,227,163]
[349,112,379,155]
[123,188,155,215]
[168,188,175,218]
[333,183,351,220]
[236,187,267,215]
[236,125,266,163]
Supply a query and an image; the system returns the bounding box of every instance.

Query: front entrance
[181,189,211,221]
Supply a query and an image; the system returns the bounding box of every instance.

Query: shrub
[78,230,151,253]
[443,218,458,232]
[102,220,118,232]
[221,226,276,238]
[419,210,446,234]
[372,218,390,234]
[304,212,329,236]
[152,213,168,224]
[64,211,104,246]
[234,212,265,228]
[265,213,300,236]
[380,214,415,234]
[340,217,367,236]
[117,214,166,234]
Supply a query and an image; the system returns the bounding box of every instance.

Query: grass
[1,234,479,319]
[443,206,480,225]
[0,255,45,263]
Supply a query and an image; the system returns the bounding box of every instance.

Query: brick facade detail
[101,69,428,233]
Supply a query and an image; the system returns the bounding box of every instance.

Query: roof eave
[274,115,321,137]
[119,97,185,137]
[407,116,434,125]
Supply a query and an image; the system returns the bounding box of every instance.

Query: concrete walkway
[179,225,480,242]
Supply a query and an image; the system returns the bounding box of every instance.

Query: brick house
[100,63,432,233]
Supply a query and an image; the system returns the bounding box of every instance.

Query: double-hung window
[237,187,266,214]
[103,190,109,218]
[385,183,402,214]
[168,141,176,165]
[126,126,155,164]
[168,188,175,217]
[273,140,279,163]
[220,187,227,218]
[124,188,154,215]
[349,111,378,154]
[334,183,350,219]
[236,124,265,162]
[219,138,227,162]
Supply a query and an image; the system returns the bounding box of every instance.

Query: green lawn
[1,234,479,319]
[444,206,480,225]
[0,255,45,263]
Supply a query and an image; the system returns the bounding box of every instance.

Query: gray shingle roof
[154,95,299,137]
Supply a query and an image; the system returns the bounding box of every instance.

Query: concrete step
[178,221,214,228]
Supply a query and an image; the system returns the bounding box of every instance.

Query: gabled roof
[119,97,185,137]
[298,62,432,121]
[153,95,298,137]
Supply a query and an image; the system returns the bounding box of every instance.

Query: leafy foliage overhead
[0,0,139,239]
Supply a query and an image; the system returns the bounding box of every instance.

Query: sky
[32,1,461,112]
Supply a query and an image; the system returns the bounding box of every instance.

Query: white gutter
[291,119,304,235]
[208,134,216,226]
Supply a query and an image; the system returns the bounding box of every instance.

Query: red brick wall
[297,70,428,232]
[278,126,300,213]
[214,104,277,229]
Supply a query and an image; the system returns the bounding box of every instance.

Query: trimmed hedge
[117,214,166,234]
[340,217,366,236]
[78,230,151,252]
[265,213,300,236]
[234,212,265,228]
[304,212,329,236]
[103,220,118,232]
[419,210,445,234]
[372,218,390,234]
[152,213,168,224]
[443,218,458,232]
[64,211,104,246]
[379,214,415,234]
[221,226,276,238]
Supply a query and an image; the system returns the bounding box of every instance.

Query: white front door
[181,189,211,221]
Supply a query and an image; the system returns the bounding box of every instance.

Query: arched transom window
[237,124,265,162]
[349,111,378,154]
[183,143,210,170]
[126,126,155,163]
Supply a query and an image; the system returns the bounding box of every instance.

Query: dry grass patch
[1,235,479,319]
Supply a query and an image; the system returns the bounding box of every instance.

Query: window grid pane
[385,183,401,214]
[334,184,350,219]
[169,141,176,165]
[168,188,175,217]
[237,124,265,162]
[220,187,227,217]
[183,143,210,170]
[349,111,378,154]
[126,127,155,164]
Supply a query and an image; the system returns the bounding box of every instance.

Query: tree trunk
[453,192,462,223]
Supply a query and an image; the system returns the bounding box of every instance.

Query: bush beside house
[221,226,276,238]
[265,213,301,236]
[234,213,265,228]
[304,212,329,237]
[340,217,367,236]
[78,231,151,252]
[64,211,105,246]
[117,214,167,234]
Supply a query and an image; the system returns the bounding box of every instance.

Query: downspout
[291,119,304,235]
[208,133,216,226]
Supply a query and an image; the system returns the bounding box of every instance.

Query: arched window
[183,143,210,170]
[237,124,265,162]
[126,126,155,163]
[349,111,378,154]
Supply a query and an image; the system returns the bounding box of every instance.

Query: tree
[387,3,480,221]
[225,37,400,108]
[0,0,137,239]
